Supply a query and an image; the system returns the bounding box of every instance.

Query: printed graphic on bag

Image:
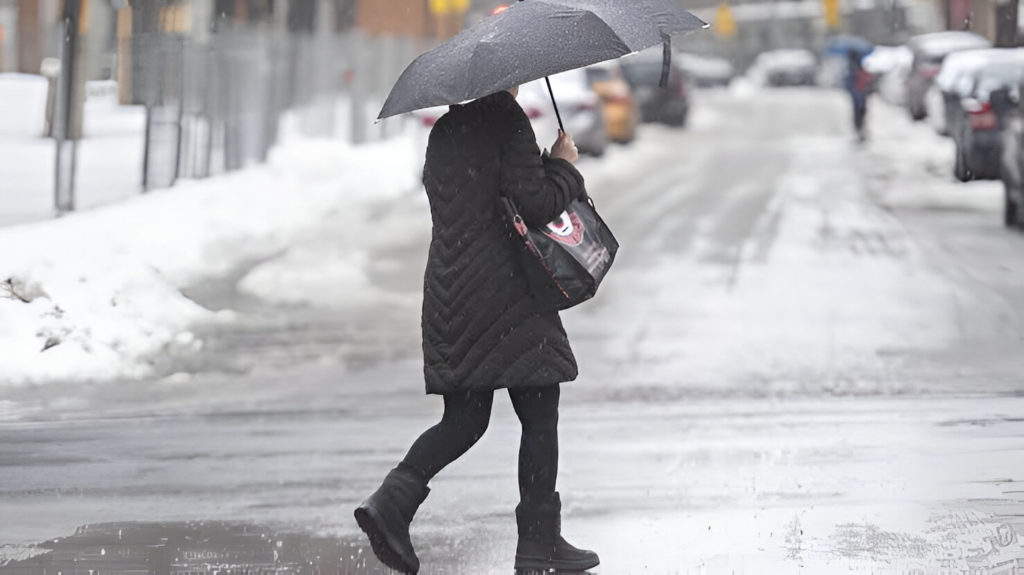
[582,243,611,275]
[543,210,585,246]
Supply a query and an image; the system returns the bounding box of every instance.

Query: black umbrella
[378,0,707,127]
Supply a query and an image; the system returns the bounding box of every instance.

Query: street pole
[995,0,1018,46]
[54,0,81,215]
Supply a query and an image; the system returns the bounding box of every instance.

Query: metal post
[142,104,152,190]
[54,0,81,215]
[349,29,368,144]
[995,0,1017,46]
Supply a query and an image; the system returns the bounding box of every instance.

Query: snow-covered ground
[0,134,420,385]
[2,88,1023,574]
[0,86,1011,388]
[0,76,147,226]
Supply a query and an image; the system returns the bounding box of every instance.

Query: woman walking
[845,50,874,141]
[354,85,598,574]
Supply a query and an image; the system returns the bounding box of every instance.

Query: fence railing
[0,14,426,225]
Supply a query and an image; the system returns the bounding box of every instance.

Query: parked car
[414,73,607,157]
[585,61,640,144]
[748,49,818,87]
[904,31,990,121]
[947,52,1024,181]
[619,48,690,127]
[927,49,994,136]
[862,45,913,107]
[520,69,609,157]
[995,86,1024,226]
[675,52,734,88]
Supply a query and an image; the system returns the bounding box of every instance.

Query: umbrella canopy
[825,35,875,58]
[378,0,707,119]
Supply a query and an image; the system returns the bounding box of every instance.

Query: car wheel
[665,113,686,128]
[954,144,971,182]
[1006,183,1021,228]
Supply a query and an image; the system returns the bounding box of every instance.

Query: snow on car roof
[520,69,594,102]
[909,31,991,57]
[861,45,912,74]
[675,53,734,77]
[755,49,817,69]
[936,48,1024,91]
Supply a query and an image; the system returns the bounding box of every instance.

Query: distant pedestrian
[353,85,598,574]
[846,51,875,141]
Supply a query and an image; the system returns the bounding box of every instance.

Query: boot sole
[354,505,417,574]
[514,555,600,572]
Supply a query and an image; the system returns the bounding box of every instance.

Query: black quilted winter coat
[420,90,586,395]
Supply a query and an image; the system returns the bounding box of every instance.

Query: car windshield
[620,61,666,87]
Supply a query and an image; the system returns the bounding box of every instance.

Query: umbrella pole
[544,76,565,133]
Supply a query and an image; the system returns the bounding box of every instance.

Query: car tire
[1006,183,1021,228]
[665,114,687,128]
[954,144,971,182]
[910,104,926,121]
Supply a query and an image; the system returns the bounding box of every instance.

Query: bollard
[40,57,60,138]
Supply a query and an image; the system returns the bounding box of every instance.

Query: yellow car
[586,61,639,144]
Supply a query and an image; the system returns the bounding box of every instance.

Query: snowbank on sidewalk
[864,99,1002,213]
[0,74,48,137]
[0,135,420,385]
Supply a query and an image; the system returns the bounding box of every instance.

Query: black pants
[399,385,559,504]
[853,101,868,133]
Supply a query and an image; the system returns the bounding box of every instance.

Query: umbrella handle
[544,76,565,133]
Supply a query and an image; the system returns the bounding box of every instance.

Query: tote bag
[501,196,619,311]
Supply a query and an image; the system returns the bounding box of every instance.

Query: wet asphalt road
[2,89,1024,574]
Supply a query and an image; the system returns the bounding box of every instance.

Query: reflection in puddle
[0,522,385,575]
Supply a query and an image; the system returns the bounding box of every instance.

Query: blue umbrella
[825,35,875,57]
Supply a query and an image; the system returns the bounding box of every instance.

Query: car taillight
[919,65,941,79]
[605,93,632,105]
[420,116,438,127]
[969,103,997,131]
[524,107,543,119]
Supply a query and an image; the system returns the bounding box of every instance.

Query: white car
[862,45,912,106]
[411,70,608,158]
[520,69,609,157]
[675,52,734,87]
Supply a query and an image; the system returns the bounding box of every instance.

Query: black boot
[354,466,430,574]
[515,492,600,572]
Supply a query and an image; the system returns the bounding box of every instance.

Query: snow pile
[0,135,420,385]
[0,74,48,137]
[865,99,1002,214]
[238,249,380,308]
